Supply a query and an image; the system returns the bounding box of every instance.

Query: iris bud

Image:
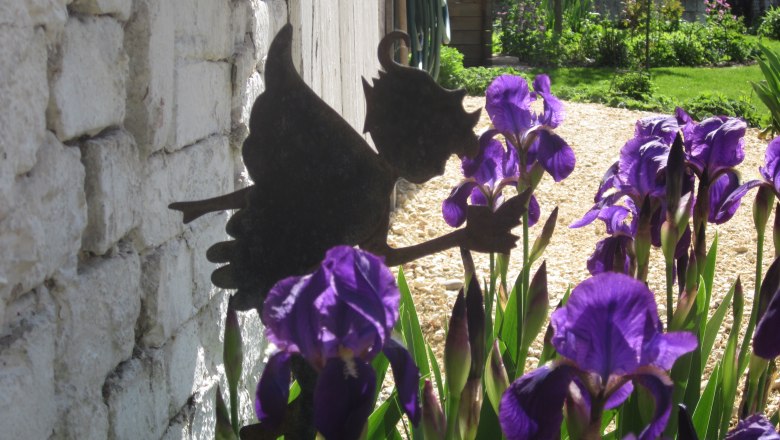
[422,381,446,440]
[445,290,471,397]
[485,340,510,415]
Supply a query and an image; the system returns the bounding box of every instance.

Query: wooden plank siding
[447,0,492,66]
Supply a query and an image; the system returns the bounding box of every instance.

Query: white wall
[0,0,384,438]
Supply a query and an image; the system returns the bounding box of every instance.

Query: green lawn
[526,36,780,110]
[527,64,763,104]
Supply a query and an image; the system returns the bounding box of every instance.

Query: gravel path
[386,97,771,379]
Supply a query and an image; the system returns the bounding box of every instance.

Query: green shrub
[611,71,654,100]
[438,46,465,90]
[458,66,526,95]
[669,31,707,66]
[759,7,780,40]
[683,92,762,126]
[598,27,631,67]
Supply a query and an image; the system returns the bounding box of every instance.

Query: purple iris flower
[684,115,747,184]
[442,129,540,228]
[255,246,420,439]
[485,74,575,183]
[498,273,697,439]
[725,414,780,439]
[715,137,780,222]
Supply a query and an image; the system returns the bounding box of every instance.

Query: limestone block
[190,381,218,439]
[0,25,47,179]
[195,289,228,373]
[0,293,57,439]
[55,387,110,440]
[173,0,232,61]
[139,239,195,348]
[69,0,132,21]
[27,0,68,41]
[237,309,266,423]
[47,16,128,141]
[231,0,248,49]
[247,0,270,61]
[105,351,170,440]
[133,135,233,249]
[0,133,86,303]
[54,251,142,391]
[124,0,175,155]
[183,215,229,310]
[231,53,264,132]
[174,61,231,150]
[80,130,142,255]
[165,319,211,417]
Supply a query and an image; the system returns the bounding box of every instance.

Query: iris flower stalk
[716,136,780,378]
[255,246,420,439]
[498,272,697,439]
[483,74,574,341]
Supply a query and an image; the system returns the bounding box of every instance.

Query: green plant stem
[522,211,530,308]
[739,229,765,374]
[446,394,462,440]
[230,388,239,436]
[665,258,675,329]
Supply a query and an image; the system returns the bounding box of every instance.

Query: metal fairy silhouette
[169,24,529,312]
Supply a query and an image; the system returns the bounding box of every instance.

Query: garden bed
[387,96,772,391]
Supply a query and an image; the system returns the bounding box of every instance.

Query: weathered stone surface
[231,54,264,135]
[80,130,142,255]
[0,133,86,303]
[246,0,271,61]
[47,16,128,141]
[133,135,233,249]
[105,351,169,440]
[54,251,141,391]
[139,239,195,348]
[26,0,68,42]
[69,0,132,21]
[55,387,110,440]
[124,0,175,155]
[173,0,232,61]
[0,291,57,439]
[0,24,48,220]
[164,318,210,417]
[237,308,265,423]
[174,61,231,150]
[184,215,229,310]
[190,381,218,439]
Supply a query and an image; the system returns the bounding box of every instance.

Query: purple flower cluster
[255,246,420,439]
[499,273,697,439]
[572,108,749,276]
[442,74,574,227]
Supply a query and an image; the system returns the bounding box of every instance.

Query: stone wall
[0,0,383,438]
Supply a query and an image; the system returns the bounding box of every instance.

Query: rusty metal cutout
[169,24,527,312]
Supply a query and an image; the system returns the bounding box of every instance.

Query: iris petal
[642,332,698,370]
[709,171,756,225]
[486,75,534,137]
[536,130,575,182]
[726,414,780,439]
[263,272,329,362]
[442,181,479,227]
[314,357,376,440]
[754,286,780,359]
[255,351,292,428]
[635,115,679,146]
[587,235,633,276]
[629,367,675,440]
[499,364,575,440]
[551,273,661,379]
[383,339,422,425]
